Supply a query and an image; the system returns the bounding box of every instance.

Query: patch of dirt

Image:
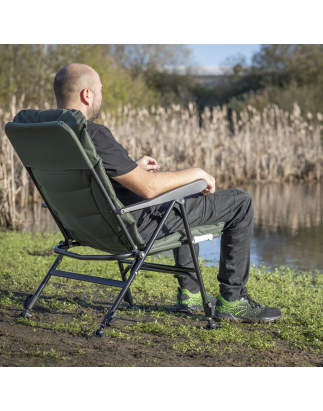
[0,306,322,367]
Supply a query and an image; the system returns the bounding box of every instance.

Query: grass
[0,231,323,360]
[20,348,70,361]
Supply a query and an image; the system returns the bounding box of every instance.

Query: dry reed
[104,102,323,186]
[0,97,322,229]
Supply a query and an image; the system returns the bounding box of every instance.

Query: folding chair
[5,109,225,337]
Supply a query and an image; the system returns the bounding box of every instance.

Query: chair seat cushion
[145,222,225,255]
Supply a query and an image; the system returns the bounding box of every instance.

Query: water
[200,183,323,272]
[21,182,323,273]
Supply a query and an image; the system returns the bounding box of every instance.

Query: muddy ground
[1,233,323,367]
[1,302,322,367]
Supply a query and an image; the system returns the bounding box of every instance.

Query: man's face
[87,72,103,122]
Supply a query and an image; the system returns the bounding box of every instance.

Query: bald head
[54,63,96,105]
[53,63,102,121]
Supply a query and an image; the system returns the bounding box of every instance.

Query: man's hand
[201,171,216,195]
[136,155,160,173]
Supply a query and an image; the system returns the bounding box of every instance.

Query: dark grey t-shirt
[87,121,160,240]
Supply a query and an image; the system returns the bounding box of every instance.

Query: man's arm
[112,165,216,199]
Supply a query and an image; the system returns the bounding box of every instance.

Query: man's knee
[230,188,247,196]
[230,189,253,212]
[241,191,253,211]
[229,190,254,228]
[239,191,254,220]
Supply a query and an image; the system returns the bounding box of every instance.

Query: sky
[187,44,262,74]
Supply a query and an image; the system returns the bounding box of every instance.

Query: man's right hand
[201,171,216,195]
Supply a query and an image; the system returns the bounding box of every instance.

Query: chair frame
[21,165,219,337]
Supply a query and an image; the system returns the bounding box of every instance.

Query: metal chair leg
[21,254,64,318]
[92,256,142,337]
[118,261,136,308]
[178,200,219,330]
[92,201,177,337]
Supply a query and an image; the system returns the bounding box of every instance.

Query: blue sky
[187,44,262,73]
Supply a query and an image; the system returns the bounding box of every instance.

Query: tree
[108,44,191,74]
[224,44,323,114]
[251,44,323,87]
[0,44,159,112]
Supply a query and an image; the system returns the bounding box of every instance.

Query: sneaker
[214,294,282,323]
[175,287,217,314]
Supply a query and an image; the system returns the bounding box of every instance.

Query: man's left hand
[136,155,160,173]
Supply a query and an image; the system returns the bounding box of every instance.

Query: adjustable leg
[92,256,143,337]
[178,200,219,330]
[118,261,136,308]
[21,254,64,318]
[92,200,178,337]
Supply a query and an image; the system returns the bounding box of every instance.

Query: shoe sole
[174,304,204,314]
[214,311,282,323]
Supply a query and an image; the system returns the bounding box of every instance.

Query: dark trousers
[137,189,254,302]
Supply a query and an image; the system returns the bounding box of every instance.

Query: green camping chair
[5,109,224,337]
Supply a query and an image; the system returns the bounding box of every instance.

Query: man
[53,63,282,323]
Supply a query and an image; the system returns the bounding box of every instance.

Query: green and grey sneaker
[175,288,217,314]
[214,294,282,323]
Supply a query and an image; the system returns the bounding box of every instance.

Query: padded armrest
[114,179,207,214]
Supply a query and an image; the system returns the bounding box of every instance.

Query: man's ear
[80,88,91,106]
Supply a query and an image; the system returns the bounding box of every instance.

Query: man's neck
[56,104,88,120]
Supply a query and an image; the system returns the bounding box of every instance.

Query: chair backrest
[5,109,145,253]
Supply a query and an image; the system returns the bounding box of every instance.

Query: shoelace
[244,294,263,309]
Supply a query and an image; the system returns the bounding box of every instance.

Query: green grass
[20,347,70,360]
[1,231,323,356]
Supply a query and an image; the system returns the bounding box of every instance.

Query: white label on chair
[192,234,213,244]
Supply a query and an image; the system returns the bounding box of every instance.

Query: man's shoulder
[87,121,113,138]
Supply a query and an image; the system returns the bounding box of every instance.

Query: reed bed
[1,96,322,229]
[105,102,323,185]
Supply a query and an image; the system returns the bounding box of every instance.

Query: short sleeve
[88,123,138,178]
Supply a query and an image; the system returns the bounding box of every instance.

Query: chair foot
[204,318,220,330]
[126,304,138,310]
[20,310,32,319]
[90,328,109,338]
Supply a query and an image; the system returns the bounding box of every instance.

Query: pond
[20,182,323,273]
[200,183,323,272]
